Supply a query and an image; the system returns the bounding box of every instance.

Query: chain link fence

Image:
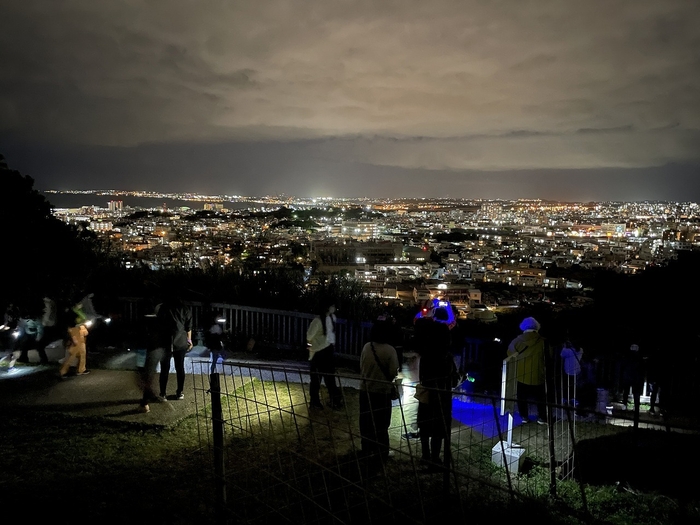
[188,355,690,525]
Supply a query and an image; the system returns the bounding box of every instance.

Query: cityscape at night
[46,189,700,286]
[2,1,700,523]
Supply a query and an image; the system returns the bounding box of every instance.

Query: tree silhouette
[0,155,99,313]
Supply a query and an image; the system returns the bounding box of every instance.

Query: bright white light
[216,317,226,324]
[84,320,93,327]
[104,317,112,324]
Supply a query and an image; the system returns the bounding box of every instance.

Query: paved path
[0,344,361,428]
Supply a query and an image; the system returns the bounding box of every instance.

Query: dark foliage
[573,429,700,503]
[0,155,101,313]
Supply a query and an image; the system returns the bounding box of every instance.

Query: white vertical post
[507,413,513,447]
[500,358,508,416]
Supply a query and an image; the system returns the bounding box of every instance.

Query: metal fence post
[491,397,515,500]
[565,405,589,518]
[210,372,228,525]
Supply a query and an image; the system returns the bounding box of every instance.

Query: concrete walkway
[0,343,361,428]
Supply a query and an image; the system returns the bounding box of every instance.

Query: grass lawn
[2,377,699,524]
[0,409,216,524]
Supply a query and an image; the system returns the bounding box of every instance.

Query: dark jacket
[157,300,192,352]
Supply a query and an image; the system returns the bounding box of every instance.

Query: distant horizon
[41,187,700,206]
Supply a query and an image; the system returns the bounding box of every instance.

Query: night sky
[1,1,699,201]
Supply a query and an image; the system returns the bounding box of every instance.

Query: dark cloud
[1,1,699,195]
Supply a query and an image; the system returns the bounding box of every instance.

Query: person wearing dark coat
[417,315,458,468]
[157,298,193,400]
[129,308,165,413]
[618,343,646,428]
[359,320,399,461]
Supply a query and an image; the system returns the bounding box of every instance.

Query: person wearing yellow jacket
[59,319,90,378]
[507,317,548,424]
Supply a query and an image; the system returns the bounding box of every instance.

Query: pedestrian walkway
[0,344,361,428]
[0,366,201,428]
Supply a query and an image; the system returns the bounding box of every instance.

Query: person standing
[16,313,48,365]
[157,297,193,401]
[1,303,19,352]
[560,341,583,406]
[306,301,342,409]
[417,319,458,468]
[507,317,549,425]
[647,346,669,417]
[205,313,225,374]
[35,297,58,364]
[359,320,399,461]
[132,309,164,413]
[402,317,433,440]
[59,319,90,378]
[618,343,646,428]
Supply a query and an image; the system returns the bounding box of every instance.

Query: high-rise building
[108,200,123,212]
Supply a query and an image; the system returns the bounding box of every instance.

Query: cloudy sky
[1,1,699,200]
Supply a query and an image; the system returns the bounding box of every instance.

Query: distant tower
[108,200,123,212]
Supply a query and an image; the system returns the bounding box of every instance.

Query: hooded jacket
[507,330,547,386]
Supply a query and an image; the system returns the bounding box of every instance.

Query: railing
[117,298,373,359]
[116,298,697,420]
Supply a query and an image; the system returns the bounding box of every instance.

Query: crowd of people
[303,302,670,470]
[0,293,194,414]
[306,302,463,470]
[2,292,668,454]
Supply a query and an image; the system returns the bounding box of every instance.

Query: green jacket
[507,330,548,386]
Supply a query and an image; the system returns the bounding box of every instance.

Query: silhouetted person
[205,313,225,374]
[35,297,58,364]
[1,303,19,352]
[359,320,399,461]
[157,297,193,400]
[560,341,583,406]
[618,343,645,428]
[402,317,433,440]
[418,311,458,469]
[132,309,164,413]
